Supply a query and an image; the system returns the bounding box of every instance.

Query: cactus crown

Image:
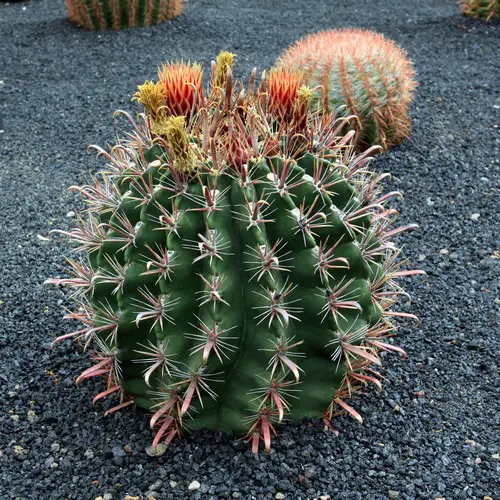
[213,51,237,88]
[49,53,422,453]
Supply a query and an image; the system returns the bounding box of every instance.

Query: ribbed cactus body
[276,29,416,152]
[459,0,499,20]
[49,56,421,452]
[66,0,183,30]
[89,148,381,433]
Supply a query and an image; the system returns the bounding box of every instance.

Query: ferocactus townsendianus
[48,52,423,453]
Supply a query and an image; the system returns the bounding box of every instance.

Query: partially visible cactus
[275,29,417,152]
[459,0,499,20]
[48,53,423,453]
[65,0,183,30]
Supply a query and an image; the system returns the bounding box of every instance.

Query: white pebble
[470,213,480,221]
[188,480,201,491]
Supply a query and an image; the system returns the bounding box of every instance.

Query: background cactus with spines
[459,0,499,20]
[275,29,417,152]
[48,53,422,453]
[65,0,183,30]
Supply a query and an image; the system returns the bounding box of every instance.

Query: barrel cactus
[459,0,499,20]
[65,0,183,30]
[275,29,417,152]
[48,53,422,453]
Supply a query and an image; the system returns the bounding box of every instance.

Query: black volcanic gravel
[0,0,499,498]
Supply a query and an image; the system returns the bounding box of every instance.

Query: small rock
[123,444,132,454]
[279,435,295,448]
[188,480,201,491]
[170,481,177,488]
[467,340,480,350]
[490,453,499,460]
[418,254,426,261]
[51,443,60,453]
[145,444,167,457]
[13,445,27,458]
[27,410,38,423]
[111,444,126,458]
[275,493,285,500]
[475,457,482,465]
[320,496,331,500]
[465,439,477,448]
[147,480,162,495]
[84,448,95,459]
[415,391,425,398]
[303,464,316,479]
[124,496,139,500]
[439,248,449,255]
[296,474,309,487]
[470,213,480,221]
[388,491,400,499]
[66,210,76,218]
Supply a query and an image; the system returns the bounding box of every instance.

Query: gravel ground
[0,0,499,498]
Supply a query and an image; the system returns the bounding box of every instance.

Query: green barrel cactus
[48,53,422,453]
[459,0,499,20]
[65,0,183,30]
